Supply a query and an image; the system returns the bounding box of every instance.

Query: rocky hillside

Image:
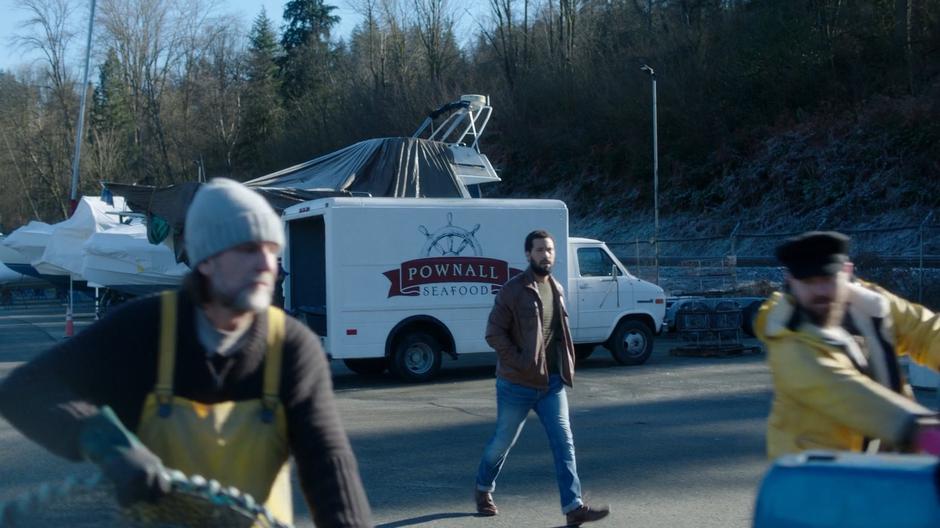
[484,87,940,305]
[490,86,940,253]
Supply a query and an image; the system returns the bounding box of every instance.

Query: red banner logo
[384,257,522,297]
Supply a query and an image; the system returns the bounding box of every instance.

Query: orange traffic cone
[64,306,74,338]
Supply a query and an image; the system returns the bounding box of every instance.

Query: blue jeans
[475,374,583,513]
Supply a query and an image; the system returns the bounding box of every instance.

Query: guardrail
[0,298,96,311]
[607,215,940,305]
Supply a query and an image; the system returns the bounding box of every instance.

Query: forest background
[1,0,938,260]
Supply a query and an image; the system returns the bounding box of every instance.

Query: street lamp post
[641,64,659,284]
[69,0,97,214]
[64,0,97,337]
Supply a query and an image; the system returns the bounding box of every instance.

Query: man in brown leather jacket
[474,230,610,526]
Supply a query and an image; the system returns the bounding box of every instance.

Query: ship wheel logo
[418,213,482,257]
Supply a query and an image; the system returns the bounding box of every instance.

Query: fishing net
[0,469,292,528]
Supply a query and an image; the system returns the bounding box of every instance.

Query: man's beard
[212,279,274,313]
[799,296,844,328]
[529,259,552,277]
[232,287,273,313]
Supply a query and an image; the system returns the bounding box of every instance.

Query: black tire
[607,319,654,366]
[389,331,443,382]
[574,344,595,362]
[742,300,762,338]
[343,358,388,377]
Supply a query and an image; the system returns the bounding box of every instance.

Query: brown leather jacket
[485,268,576,389]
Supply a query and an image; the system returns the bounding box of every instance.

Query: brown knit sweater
[0,289,372,528]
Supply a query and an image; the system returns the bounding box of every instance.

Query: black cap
[775,231,850,279]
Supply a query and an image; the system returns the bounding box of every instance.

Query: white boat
[409,94,501,189]
[1,196,178,293]
[247,94,500,193]
[0,237,47,287]
[105,94,503,245]
[0,261,48,287]
[2,230,64,289]
[32,196,127,278]
[82,94,502,298]
[81,222,188,294]
[1,221,55,278]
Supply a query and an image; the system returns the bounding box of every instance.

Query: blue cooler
[753,451,939,527]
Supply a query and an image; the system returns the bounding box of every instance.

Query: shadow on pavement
[332,354,768,392]
[331,338,766,391]
[376,511,478,527]
[332,364,499,391]
[343,390,770,520]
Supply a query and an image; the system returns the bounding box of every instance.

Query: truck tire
[343,358,387,377]
[574,344,595,362]
[607,319,653,366]
[390,331,443,382]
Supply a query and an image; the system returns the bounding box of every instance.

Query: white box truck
[281,197,665,381]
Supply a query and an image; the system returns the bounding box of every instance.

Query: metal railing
[606,214,940,305]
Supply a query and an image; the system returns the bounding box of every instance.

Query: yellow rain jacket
[136,291,293,524]
[756,280,940,458]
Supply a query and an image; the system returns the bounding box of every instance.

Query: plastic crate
[754,450,940,527]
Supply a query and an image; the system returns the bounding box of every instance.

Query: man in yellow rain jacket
[756,231,940,459]
[0,179,372,526]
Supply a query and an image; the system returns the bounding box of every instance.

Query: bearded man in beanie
[0,178,372,527]
[755,231,940,459]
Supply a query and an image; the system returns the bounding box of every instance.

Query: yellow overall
[136,291,293,525]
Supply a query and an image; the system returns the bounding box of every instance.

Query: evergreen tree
[280,0,339,54]
[88,48,135,182]
[90,48,133,136]
[237,8,284,172]
[278,0,340,100]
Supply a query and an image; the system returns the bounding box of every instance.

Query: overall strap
[156,291,178,416]
[261,307,285,423]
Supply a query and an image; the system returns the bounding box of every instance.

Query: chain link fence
[607,215,940,309]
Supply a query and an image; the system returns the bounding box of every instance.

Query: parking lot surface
[333,345,772,528]
[2,306,774,527]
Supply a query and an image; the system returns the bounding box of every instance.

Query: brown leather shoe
[565,504,610,526]
[475,489,498,516]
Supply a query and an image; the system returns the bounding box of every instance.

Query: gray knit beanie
[184,178,284,265]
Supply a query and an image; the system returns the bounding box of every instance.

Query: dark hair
[182,270,212,305]
[525,230,554,252]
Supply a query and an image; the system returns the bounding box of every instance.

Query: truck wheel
[575,344,595,362]
[608,320,653,366]
[343,358,387,377]
[390,332,442,382]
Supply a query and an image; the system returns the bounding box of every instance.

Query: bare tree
[16,0,79,139]
[379,0,417,95]
[0,73,44,222]
[479,0,531,88]
[893,0,915,93]
[351,0,390,92]
[2,71,73,220]
[556,0,578,67]
[412,0,459,89]
[97,0,219,184]
[13,0,83,219]
[199,18,246,172]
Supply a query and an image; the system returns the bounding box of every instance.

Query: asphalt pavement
[0,306,780,527]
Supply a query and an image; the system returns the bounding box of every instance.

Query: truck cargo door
[289,215,327,336]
